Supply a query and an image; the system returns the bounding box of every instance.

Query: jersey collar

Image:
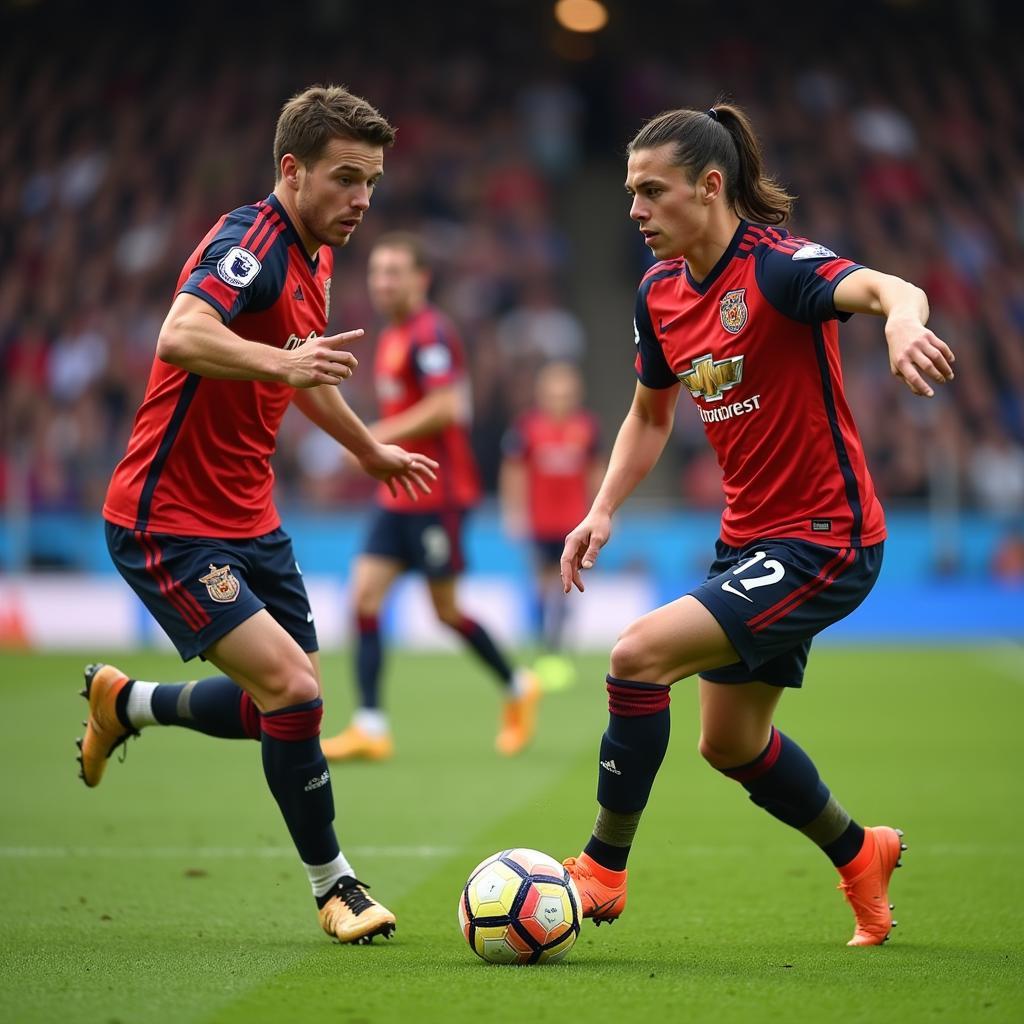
[265,193,320,273]
[684,218,748,295]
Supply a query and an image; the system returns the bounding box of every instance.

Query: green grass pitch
[1,645,1022,1023]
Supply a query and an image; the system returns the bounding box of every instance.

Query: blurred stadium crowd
[1,2,1022,571]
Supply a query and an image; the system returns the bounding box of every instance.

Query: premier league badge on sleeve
[199,564,240,603]
[216,247,262,288]
[720,288,748,335]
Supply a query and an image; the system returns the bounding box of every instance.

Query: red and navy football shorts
[690,537,883,687]
[106,522,318,661]
[363,508,467,578]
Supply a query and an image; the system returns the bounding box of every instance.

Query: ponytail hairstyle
[628,100,794,225]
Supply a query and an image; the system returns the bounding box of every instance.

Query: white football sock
[125,681,159,728]
[353,708,390,737]
[304,852,356,897]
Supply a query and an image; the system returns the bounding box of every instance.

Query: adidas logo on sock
[600,759,622,775]
[304,769,330,791]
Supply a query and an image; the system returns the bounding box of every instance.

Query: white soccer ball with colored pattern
[457,848,581,964]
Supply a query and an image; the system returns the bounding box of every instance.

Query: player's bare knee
[436,605,462,629]
[353,591,383,619]
[609,629,657,681]
[257,657,319,709]
[698,732,738,769]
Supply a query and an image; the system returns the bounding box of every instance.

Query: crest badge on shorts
[199,564,240,603]
[720,288,748,334]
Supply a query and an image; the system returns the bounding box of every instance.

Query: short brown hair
[273,84,396,180]
[371,231,430,271]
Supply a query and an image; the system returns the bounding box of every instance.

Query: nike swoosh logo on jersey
[658,314,685,334]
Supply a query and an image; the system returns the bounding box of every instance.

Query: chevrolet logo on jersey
[678,353,744,402]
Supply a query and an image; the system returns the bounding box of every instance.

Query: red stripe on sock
[606,679,671,717]
[357,614,379,634]
[261,701,323,741]
[722,727,782,782]
[239,692,262,740]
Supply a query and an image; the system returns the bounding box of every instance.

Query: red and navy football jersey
[104,193,333,537]
[503,409,600,540]
[634,221,886,548]
[373,305,481,512]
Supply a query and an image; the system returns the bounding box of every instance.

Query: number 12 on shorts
[721,551,786,602]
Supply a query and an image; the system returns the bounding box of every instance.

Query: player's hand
[357,443,439,500]
[885,318,955,398]
[284,329,364,388]
[560,512,612,594]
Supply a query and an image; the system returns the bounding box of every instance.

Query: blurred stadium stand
[0,0,1021,643]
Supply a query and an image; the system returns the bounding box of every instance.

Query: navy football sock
[261,698,339,866]
[120,676,261,739]
[355,614,383,709]
[583,676,671,872]
[451,614,513,687]
[719,726,865,867]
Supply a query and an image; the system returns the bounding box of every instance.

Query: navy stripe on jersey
[135,373,202,531]
[811,324,863,546]
[179,203,290,323]
[634,264,683,389]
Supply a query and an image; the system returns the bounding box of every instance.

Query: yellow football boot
[495,669,541,755]
[77,663,137,788]
[321,724,394,762]
[318,879,396,944]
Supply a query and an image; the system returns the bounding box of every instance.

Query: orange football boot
[77,663,138,788]
[563,851,628,925]
[838,825,906,946]
[495,669,541,755]
[321,724,394,762]
[318,878,396,944]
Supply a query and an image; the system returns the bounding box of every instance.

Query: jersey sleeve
[633,284,678,389]
[411,317,463,390]
[178,206,284,324]
[755,239,863,325]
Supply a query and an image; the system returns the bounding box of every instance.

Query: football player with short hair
[321,232,540,763]
[80,85,437,945]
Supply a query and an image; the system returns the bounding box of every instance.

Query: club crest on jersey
[199,564,240,603]
[678,353,744,402]
[217,247,262,288]
[719,289,748,335]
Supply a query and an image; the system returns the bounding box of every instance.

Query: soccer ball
[457,848,581,964]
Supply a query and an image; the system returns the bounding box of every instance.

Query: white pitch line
[0,843,1016,860]
[0,845,458,859]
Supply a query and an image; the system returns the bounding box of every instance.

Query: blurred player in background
[321,233,540,762]
[559,102,955,946]
[78,85,438,945]
[500,361,602,689]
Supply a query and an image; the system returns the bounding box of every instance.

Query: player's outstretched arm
[157,293,362,387]
[560,381,679,593]
[292,384,438,500]
[834,269,956,398]
[370,385,461,445]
